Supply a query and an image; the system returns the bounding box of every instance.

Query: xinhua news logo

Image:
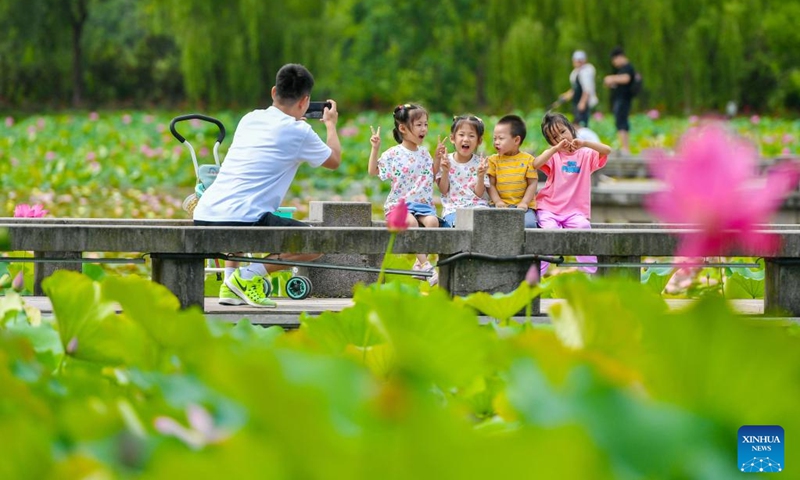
[738,425,784,473]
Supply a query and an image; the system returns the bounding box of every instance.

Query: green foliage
[641,265,674,294]
[724,264,766,299]
[3,109,796,222]
[1,1,800,112]
[2,269,798,477]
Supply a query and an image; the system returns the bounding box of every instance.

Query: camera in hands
[304,101,332,119]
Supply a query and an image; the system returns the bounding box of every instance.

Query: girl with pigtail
[368,103,445,285]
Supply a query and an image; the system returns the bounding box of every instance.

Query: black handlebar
[169,114,226,144]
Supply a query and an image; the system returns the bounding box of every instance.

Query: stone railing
[2,202,800,315]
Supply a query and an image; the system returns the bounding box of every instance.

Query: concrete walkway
[20,296,789,328]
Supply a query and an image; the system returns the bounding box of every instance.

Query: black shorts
[612,98,631,132]
[573,105,591,127]
[194,211,309,227]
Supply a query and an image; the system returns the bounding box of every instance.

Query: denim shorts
[406,202,437,218]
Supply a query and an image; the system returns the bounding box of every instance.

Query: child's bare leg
[416,214,439,266]
[417,215,439,228]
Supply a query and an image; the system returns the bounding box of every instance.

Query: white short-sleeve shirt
[569,63,599,108]
[193,107,331,222]
[437,153,490,217]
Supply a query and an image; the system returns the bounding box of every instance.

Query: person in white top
[194,63,341,307]
[558,50,599,127]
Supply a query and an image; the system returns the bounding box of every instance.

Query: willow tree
[0,0,92,106]
[143,0,329,107]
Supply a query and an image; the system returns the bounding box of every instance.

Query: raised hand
[322,99,338,125]
[370,125,381,149]
[554,139,572,153]
[440,152,451,171]
[435,135,448,161]
[477,154,488,175]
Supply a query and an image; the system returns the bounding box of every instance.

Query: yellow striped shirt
[487,152,538,206]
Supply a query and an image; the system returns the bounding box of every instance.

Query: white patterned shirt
[437,153,489,217]
[378,144,436,215]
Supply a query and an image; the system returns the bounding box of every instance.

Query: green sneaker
[225,270,277,308]
[218,281,245,306]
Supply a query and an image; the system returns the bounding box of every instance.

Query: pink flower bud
[525,263,540,286]
[387,198,409,233]
[11,271,24,292]
[67,337,78,354]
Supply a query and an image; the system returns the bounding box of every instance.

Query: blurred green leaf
[355,282,492,389]
[101,275,211,351]
[455,281,541,322]
[42,271,156,367]
[546,273,666,355]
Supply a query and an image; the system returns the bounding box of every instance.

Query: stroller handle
[169,114,226,144]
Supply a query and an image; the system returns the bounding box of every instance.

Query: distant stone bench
[3,202,800,316]
[597,155,796,179]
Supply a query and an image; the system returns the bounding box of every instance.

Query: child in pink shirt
[534,112,611,273]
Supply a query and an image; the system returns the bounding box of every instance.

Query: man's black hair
[275,64,314,103]
[610,46,625,58]
[497,114,527,143]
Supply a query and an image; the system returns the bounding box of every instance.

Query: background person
[603,46,636,155]
[558,50,599,127]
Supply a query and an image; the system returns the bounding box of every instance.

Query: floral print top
[378,144,435,215]
[436,153,489,217]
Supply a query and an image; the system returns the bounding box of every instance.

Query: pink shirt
[536,148,607,218]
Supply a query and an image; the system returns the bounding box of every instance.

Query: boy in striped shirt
[487,115,539,227]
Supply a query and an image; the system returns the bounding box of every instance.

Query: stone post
[33,251,82,295]
[151,254,205,309]
[764,258,800,316]
[305,202,380,297]
[439,208,540,314]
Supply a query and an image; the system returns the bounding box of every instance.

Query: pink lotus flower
[14,204,48,218]
[688,115,699,124]
[89,111,99,121]
[5,116,13,127]
[646,124,800,257]
[593,112,604,121]
[750,115,760,125]
[340,126,359,138]
[386,198,409,233]
[647,109,660,120]
[154,404,229,450]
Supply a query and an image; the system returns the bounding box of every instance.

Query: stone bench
[3,202,800,316]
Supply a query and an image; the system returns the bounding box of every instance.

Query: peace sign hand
[435,135,448,161]
[477,154,488,175]
[370,126,381,150]
[440,151,451,171]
